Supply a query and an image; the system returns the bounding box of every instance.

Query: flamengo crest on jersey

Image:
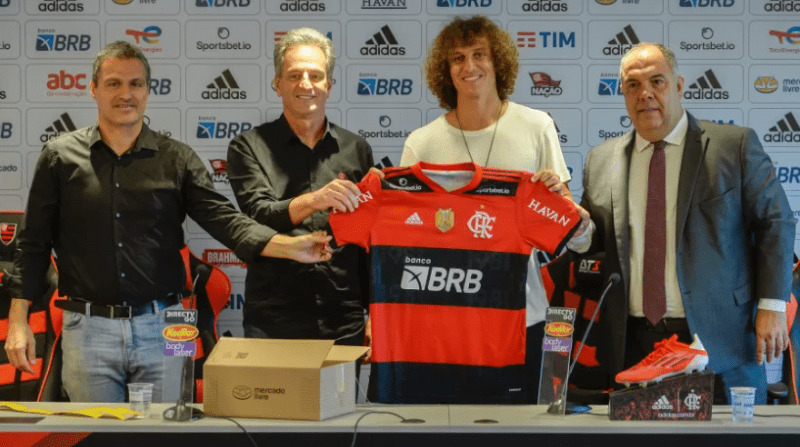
[329,162,581,404]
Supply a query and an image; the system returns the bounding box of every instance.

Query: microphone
[547,272,620,414]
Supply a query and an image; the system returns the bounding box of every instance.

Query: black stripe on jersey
[372,246,528,310]
[463,178,519,196]
[381,173,435,193]
[371,362,526,404]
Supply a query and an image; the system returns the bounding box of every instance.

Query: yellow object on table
[0,401,141,420]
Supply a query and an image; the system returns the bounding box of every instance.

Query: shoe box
[608,370,715,421]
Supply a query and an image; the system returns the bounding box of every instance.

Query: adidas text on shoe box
[203,338,368,421]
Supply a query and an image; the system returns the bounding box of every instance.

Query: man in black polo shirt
[4,41,333,403]
[226,28,374,346]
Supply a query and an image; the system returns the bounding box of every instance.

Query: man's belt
[630,316,690,333]
[54,295,180,319]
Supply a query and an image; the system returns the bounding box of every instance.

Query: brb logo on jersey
[400,257,483,293]
[36,30,91,52]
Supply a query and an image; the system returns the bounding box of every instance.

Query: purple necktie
[643,140,666,325]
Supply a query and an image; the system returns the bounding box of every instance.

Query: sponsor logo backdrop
[2,0,799,334]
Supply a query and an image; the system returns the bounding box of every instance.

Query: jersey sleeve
[516,176,581,256]
[328,171,382,251]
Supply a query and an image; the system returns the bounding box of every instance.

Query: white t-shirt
[400,101,572,327]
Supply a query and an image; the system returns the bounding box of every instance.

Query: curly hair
[425,16,518,110]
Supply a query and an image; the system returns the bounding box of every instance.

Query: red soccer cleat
[615,334,709,386]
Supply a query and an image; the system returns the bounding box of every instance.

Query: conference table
[2,403,799,447]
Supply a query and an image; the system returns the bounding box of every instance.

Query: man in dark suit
[576,43,795,404]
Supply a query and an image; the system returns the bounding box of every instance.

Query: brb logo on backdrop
[196,0,252,6]
[36,30,91,52]
[679,0,735,7]
[436,0,492,6]
[357,75,413,96]
[196,117,253,139]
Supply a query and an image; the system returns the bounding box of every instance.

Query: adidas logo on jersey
[405,212,423,225]
[652,395,673,410]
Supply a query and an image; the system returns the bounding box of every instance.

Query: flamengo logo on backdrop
[196,0,252,7]
[764,112,800,143]
[764,1,800,12]
[604,25,639,56]
[203,69,247,100]
[679,0,734,7]
[685,69,729,100]
[196,117,253,139]
[279,0,325,12]
[209,159,229,184]
[523,0,568,12]
[362,25,405,56]
[38,0,84,12]
[41,113,77,142]
[530,72,562,97]
[36,31,91,52]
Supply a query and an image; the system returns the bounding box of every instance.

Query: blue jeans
[61,304,183,403]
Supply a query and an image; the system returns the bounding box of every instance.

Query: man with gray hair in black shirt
[4,41,334,403]
[227,28,374,347]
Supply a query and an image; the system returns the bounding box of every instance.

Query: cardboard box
[203,337,369,421]
[608,370,715,421]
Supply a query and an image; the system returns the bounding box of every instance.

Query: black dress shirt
[227,115,374,339]
[10,124,275,306]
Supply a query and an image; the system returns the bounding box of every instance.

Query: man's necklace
[455,102,502,167]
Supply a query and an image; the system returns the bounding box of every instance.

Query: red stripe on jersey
[370,302,525,367]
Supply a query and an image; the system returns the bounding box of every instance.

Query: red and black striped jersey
[329,162,581,403]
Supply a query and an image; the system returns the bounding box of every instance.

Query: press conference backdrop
[1,0,799,335]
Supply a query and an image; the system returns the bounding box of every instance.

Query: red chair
[0,210,64,402]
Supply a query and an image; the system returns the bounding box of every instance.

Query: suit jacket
[580,112,796,377]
